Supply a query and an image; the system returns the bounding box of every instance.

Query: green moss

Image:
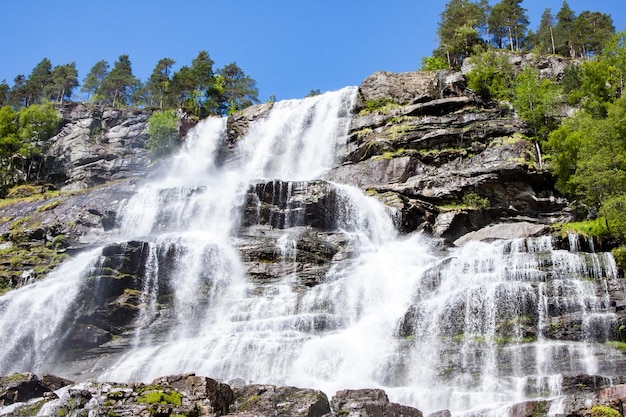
[606,341,626,353]
[239,394,261,411]
[136,389,182,406]
[590,405,620,417]
[461,192,490,209]
[358,97,398,115]
[36,199,63,212]
[611,246,626,272]
[559,218,611,238]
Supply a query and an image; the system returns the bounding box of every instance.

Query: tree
[466,49,514,101]
[99,55,139,106]
[146,58,175,109]
[27,58,53,105]
[436,0,487,67]
[571,11,614,58]
[536,8,556,54]
[555,1,576,57]
[488,0,528,51]
[190,51,219,116]
[146,110,179,157]
[169,65,196,110]
[47,63,78,103]
[9,75,28,108]
[0,106,21,192]
[82,60,109,102]
[217,62,259,115]
[0,81,9,107]
[512,67,562,139]
[82,60,108,102]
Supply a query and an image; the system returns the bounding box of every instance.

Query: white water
[0,87,623,416]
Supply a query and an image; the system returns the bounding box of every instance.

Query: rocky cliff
[0,65,624,417]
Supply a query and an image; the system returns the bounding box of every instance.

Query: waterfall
[0,87,624,417]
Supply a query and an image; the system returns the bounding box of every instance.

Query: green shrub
[146,110,179,157]
[590,405,620,417]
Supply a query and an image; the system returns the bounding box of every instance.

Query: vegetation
[427,0,615,69]
[0,102,60,196]
[146,110,179,157]
[136,389,183,406]
[590,405,621,417]
[2,50,259,118]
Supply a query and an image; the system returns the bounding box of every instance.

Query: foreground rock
[0,373,424,417]
[5,372,626,417]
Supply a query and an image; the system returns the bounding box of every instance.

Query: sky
[2,0,625,102]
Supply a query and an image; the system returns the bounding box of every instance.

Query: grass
[136,389,182,406]
[558,218,611,238]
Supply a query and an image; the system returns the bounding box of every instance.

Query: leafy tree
[8,75,28,108]
[547,95,626,225]
[217,62,259,115]
[511,67,562,139]
[601,31,626,97]
[306,89,322,97]
[99,54,140,106]
[146,110,179,157]
[0,81,9,107]
[25,58,53,105]
[47,63,78,103]
[536,8,556,54]
[436,0,488,67]
[572,11,614,58]
[190,51,219,116]
[555,1,576,57]
[420,55,450,70]
[146,58,175,109]
[0,106,21,192]
[466,49,514,101]
[169,65,196,110]
[488,0,528,51]
[82,60,109,102]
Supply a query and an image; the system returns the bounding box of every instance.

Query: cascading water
[0,87,624,416]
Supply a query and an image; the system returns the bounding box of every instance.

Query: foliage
[466,49,514,101]
[136,390,182,406]
[461,192,490,209]
[306,89,322,97]
[146,110,179,157]
[218,62,260,115]
[488,0,529,51]
[420,55,450,71]
[559,218,610,238]
[81,60,109,101]
[435,0,488,67]
[590,405,620,417]
[99,55,140,106]
[511,67,562,139]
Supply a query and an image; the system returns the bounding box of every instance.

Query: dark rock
[0,373,52,406]
[40,374,73,392]
[330,389,422,417]
[232,384,330,417]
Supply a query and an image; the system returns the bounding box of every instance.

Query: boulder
[330,389,423,417]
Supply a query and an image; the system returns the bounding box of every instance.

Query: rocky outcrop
[324,68,569,243]
[1,373,425,417]
[329,389,423,417]
[45,104,194,191]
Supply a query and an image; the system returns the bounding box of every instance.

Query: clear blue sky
[1,0,625,102]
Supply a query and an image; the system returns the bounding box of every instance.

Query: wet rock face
[45,104,195,191]
[327,66,569,244]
